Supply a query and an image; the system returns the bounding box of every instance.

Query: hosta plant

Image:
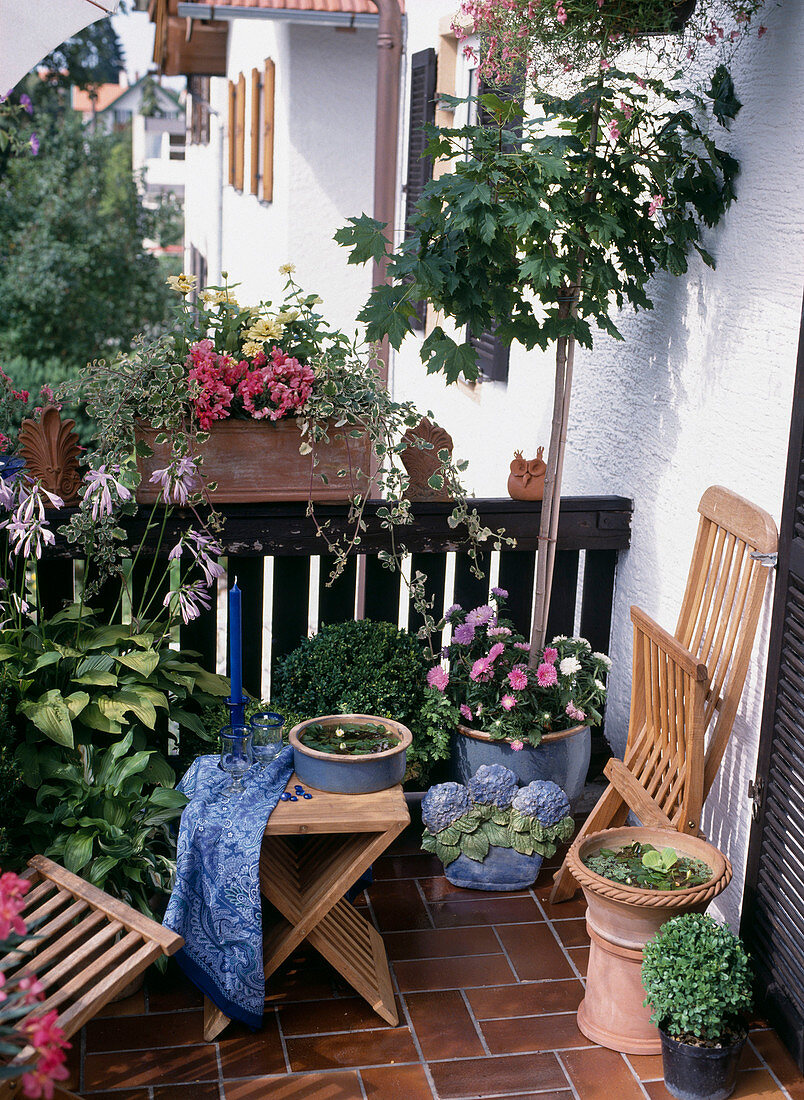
[24,731,187,924]
[641,913,753,1043]
[421,765,575,865]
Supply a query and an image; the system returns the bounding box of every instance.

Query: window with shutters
[403,48,437,331]
[227,79,236,186]
[262,59,275,204]
[189,245,207,302]
[250,67,261,197]
[188,75,210,145]
[234,72,246,192]
[742,297,804,1072]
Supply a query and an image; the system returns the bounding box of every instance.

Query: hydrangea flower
[512,780,571,825]
[421,782,472,833]
[468,764,518,808]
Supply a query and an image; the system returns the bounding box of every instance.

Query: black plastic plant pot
[660,1026,747,1100]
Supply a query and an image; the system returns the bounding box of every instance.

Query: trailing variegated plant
[420,765,575,866]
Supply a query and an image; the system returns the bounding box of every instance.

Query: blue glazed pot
[289,714,412,794]
[450,723,590,809]
[444,845,543,891]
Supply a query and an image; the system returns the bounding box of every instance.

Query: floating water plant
[582,841,711,891]
[299,721,399,756]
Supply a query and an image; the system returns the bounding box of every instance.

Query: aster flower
[536,662,558,687]
[510,740,524,751]
[466,604,495,627]
[501,694,517,711]
[452,622,476,645]
[566,701,586,722]
[444,603,463,620]
[491,586,508,600]
[593,651,612,668]
[427,665,449,692]
[542,646,558,664]
[488,641,505,663]
[508,667,528,691]
[559,656,582,677]
[470,657,493,682]
[459,703,473,722]
[488,626,512,637]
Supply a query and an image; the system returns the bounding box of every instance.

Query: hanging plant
[454,0,767,94]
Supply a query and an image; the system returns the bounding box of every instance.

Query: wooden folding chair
[551,486,778,903]
[0,855,183,1100]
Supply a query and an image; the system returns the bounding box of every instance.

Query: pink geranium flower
[427,665,449,692]
[536,662,558,687]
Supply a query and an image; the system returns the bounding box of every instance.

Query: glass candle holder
[219,726,254,796]
[249,711,284,766]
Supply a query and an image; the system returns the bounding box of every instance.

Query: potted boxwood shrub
[565,826,733,1055]
[641,912,754,1100]
[421,765,575,891]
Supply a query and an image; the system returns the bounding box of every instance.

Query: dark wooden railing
[38,496,633,708]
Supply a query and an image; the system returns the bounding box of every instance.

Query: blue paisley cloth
[163,746,295,1029]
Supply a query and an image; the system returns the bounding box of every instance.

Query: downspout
[370,0,403,384]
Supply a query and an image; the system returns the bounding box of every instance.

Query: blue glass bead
[289,795,298,801]
[280,793,290,801]
[303,793,312,799]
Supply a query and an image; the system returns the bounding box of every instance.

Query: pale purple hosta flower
[2,483,61,559]
[164,580,212,624]
[83,464,131,521]
[169,529,225,586]
[149,457,200,505]
[0,477,15,511]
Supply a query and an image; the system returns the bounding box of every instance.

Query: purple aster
[29,132,38,156]
[444,603,462,620]
[19,94,32,114]
[491,586,508,600]
[452,622,476,645]
[466,604,495,627]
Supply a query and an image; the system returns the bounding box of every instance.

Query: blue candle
[229,580,243,709]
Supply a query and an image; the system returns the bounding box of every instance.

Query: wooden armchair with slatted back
[550,486,778,903]
[0,855,183,1100]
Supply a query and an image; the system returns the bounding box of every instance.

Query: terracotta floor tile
[85,1009,204,1053]
[64,1031,81,1090]
[750,1030,804,1096]
[96,990,147,1018]
[361,1062,435,1098]
[394,952,516,992]
[373,853,443,880]
[429,895,542,928]
[278,995,401,1036]
[470,1093,573,1100]
[405,990,485,1060]
[225,1071,363,1098]
[494,923,575,981]
[428,1052,569,1098]
[532,882,589,921]
[384,925,500,961]
[566,945,589,977]
[552,918,590,949]
[643,1068,789,1100]
[151,1084,222,1099]
[146,967,204,1013]
[83,1091,150,1100]
[219,1015,287,1078]
[264,950,338,1004]
[285,1026,419,1071]
[560,1046,646,1100]
[467,979,585,1020]
[366,880,433,932]
[481,1012,591,1055]
[83,1044,220,1090]
[420,877,529,903]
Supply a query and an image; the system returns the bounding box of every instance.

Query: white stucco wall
[393,0,804,926]
[184,19,376,332]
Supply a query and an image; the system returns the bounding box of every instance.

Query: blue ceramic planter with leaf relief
[443,845,543,892]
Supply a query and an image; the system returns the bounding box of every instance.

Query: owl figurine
[507,447,546,501]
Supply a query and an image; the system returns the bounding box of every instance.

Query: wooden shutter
[404,48,437,331]
[467,324,510,383]
[742,296,804,1072]
[188,75,210,145]
[250,67,261,196]
[227,79,236,185]
[263,58,275,203]
[235,72,246,192]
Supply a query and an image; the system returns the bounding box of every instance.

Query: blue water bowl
[289,714,412,794]
[444,845,543,892]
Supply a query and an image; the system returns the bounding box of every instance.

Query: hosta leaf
[18,696,74,748]
[76,653,115,676]
[62,832,94,873]
[115,651,159,677]
[72,671,119,687]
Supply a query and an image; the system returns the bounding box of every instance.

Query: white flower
[593,651,612,668]
[559,656,582,677]
[575,637,591,649]
[552,635,567,643]
[594,679,606,691]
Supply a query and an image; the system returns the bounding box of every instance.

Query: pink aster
[470,658,494,683]
[459,703,473,722]
[501,694,517,711]
[648,194,664,217]
[508,667,528,691]
[542,646,558,664]
[488,642,505,663]
[536,662,558,687]
[510,740,524,752]
[514,642,531,652]
[427,665,449,692]
[566,701,587,722]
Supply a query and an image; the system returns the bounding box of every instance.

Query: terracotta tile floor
[69,825,803,1099]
